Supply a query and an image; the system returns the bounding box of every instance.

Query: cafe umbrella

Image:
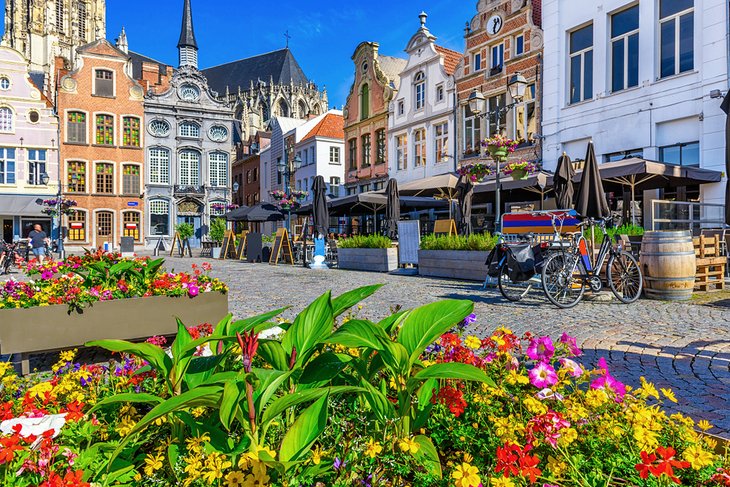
[455,175,474,235]
[233,203,285,222]
[311,175,329,238]
[575,141,610,220]
[553,152,575,210]
[384,179,400,239]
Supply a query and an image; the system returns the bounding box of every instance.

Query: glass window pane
[570,55,582,104]
[660,145,681,165]
[682,142,699,166]
[584,50,593,100]
[660,0,693,19]
[679,12,694,73]
[660,20,676,78]
[570,24,593,53]
[611,5,639,37]
[612,39,625,92]
[627,33,639,88]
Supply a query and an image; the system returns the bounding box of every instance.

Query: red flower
[63,401,86,422]
[431,385,467,417]
[0,435,24,464]
[635,447,690,484]
[635,450,657,479]
[519,452,543,483]
[236,330,259,373]
[495,443,520,477]
[0,402,14,421]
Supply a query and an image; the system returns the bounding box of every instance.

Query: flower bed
[0,287,726,486]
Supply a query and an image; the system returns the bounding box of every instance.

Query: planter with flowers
[503,160,539,180]
[270,190,308,212]
[483,134,519,162]
[40,198,77,217]
[457,162,492,183]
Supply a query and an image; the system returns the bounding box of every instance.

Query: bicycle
[0,241,26,275]
[541,216,643,309]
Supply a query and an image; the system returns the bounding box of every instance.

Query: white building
[388,13,460,185]
[542,0,729,213]
[294,110,346,201]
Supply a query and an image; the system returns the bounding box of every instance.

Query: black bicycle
[0,241,26,275]
[541,217,643,309]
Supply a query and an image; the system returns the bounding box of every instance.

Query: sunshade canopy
[396,173,461,199]
[226,203,284,222]
[0,195,55,217]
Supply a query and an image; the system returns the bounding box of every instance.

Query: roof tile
[301,113,344,143]
[435,45,461,76]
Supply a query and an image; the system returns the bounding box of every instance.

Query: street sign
[127,202,139,207]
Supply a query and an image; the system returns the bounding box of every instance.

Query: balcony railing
[174,185,206,196]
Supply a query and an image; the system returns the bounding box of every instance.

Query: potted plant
[337,235,397,272]
[209,217,227,259]
[175,223,194,256]
[483,134,518,161]
[418,233,498,281]
[503,160,538,180]
[457,162,492,183]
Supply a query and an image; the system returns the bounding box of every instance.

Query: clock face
[208,125,228,142]
[487,14,504,36]
[179,84,200,102]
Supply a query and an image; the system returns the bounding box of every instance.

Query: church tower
[177,0,198,69]
[2,0,106,75]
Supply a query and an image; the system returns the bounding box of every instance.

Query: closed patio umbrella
[311,175,329,238]
[384,179,400,239]
[455,175,474,235]
[553,152,575,210]
[575,141,610,220]
[721,91,730,225]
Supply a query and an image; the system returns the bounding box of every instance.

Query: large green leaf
[397,300,473,362]
[379,309,408,336]
[331,285,383,317]
[171,319,194,390]
[360,380,396,423]
[227,308,288,336]
[260,386,364,428]
[254,369,293,417]
[414,435,442,478]
[378,338,410,377]
[87,393,163,415]
[257,340,289,371]
[281,291,333,363]
[279,394,328,462]
[219,376,246,431]
[299,352,352,385]
[325,320,387,350]
[183,355,225,390]
[86,340,172,381]
[409,362,495,389]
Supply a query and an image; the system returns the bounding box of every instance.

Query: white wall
[295,137,346,201]
[542,0,729,205]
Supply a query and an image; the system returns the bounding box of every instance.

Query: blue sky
[99,0,475,107]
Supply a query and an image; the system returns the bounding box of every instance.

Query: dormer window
[414,72,426,110]
[94,70,114,97]
[179,84,200,102]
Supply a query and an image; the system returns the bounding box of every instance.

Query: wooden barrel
[640,231,696,301]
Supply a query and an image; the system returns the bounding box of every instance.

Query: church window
[56,1,65,33]
[78,2,88,38]
[298,101,307,118]
[360,84,370,120]
[94,70,114,97]
[278,100,289,117]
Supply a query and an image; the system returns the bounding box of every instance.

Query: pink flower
[529,362,558,389]
[187,284,199,297]
[560,333,582,356]
[590,357,626,401]
[559,358,583,377]
[526,336,555,362]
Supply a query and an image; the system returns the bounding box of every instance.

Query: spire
[177,0,198,68]
[115,27,128,54]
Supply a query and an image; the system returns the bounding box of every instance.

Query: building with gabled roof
[294,110,345,205]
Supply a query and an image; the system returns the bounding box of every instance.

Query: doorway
[96,211,114,249]
[177,215,202,248]
[2,219,12,243]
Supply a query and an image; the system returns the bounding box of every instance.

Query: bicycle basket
[506,244,536,282]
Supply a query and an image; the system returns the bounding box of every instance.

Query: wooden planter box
[338,247,398,272]
[0,292,229,374]
[418,250,490,281]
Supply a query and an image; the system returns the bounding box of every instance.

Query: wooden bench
[693,235,726,292]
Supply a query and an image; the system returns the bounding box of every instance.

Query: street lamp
[467,71,528,233]
[278,154,302,232]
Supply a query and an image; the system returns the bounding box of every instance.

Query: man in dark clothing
[28,224,48,263]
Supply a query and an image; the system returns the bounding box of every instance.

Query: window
[398,100,405,116]
[246,170,252,184]
[396,134,408,170]
[330,177,340,197]
[68,211,86,241]
[434,123,449,163]
[463,107,481,156]
[56,1,64,32]
[359,183,371,193]
[0,148,15,184]
[209,125,228,142]
[513,84,536,144]
[488,94,507,137]
[67,112,86,143]
[375,129,386,164]
[569,24,593,104]
[95,114,114,145]
[330,146,341,164]
[149,148,169,185]
[473,52,482,72]
[209,152,228,187]
[605,148,643,162]
[491,43,504,72]
[78,1,87,37]
[611,5,639,92]
[179,121,200,138]
[310,147,316,164]
[179,84,200,102]
[660,0,694,78]
[123,212,140,240]
[436,85,444,102]
[28,110,39,123]
[179,150,200,186]
[348,139,357,170]
[150,200,170,236]
[346,187,357,196]
[413,129,426,167]
[301,150,306,166]
[210,201,225,217]
[67,161,86,192]
[373,181,385,191]
[515,34,525,56]
[27,149,47,185]
[659,141,699,166]
[414,72,426,110]
[122,117,141,147]
[0,77,10,90]
[361,134,371,167]
[94,70,113,97]
[122,164,140,194]
[95,163,114,194]
[0,107,13,132]
[360,84,370,120]
[253,167,258,181]
[149,119,170,137]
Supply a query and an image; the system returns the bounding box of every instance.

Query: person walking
[28,224,49,264]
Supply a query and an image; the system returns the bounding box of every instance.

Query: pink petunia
[526,336,555,362]
[590,357,626,401]
[559,358,584,377]
[560,333,582,356]
[529,362,558,389]
[187,284,199,297]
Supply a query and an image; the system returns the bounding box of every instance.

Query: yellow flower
[523,396,548,415]
[243,471,270,486]
[633,425,659,451]
[186,433,211,452]
[202,452,232,483]
[638,377,659,400]
[27,382,53,400]
[451,462,481,487]
[364,438,383,459]
[191,407,206,418]
[0,362,14,378]
[698,420,713,431]
[661,388,678,403]
[705,437,718,450]
[398,437,420,454]
[489,476,515,487]
[682,444,715,470]
[505,369,529,386]
[547,455,567,477]
[464,335,482,350]
[115,416,136,437]
[143,453,164,476]
[59,349,77,362]
[153,415,167,426]
[225,471,246,487]
[558,428,578,447]
[183,459,203,478]
[311,445,323,465]
[584,389,608,409]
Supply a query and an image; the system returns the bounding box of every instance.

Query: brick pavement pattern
[160,256,730,437]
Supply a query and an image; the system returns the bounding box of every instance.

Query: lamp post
[467,72,527,233]
[39,171,78,259]
[277,153,302,233]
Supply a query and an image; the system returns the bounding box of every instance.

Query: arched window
[209,200,226,217]
[149,148,170,184]
[179,121,201,138]
[0,107,13,132]
[360,84,370,120]
[262,103,270,121]
[277,100,289,117]
[179,150,200,186]
[67,111,86,143]
[298,100,307,118]
[414,71,426,110]
[56,0,65,32]
[123,117,141,147]
[149,199,170,236]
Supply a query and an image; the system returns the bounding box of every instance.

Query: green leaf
[87,393,164,415]
[260,386,364,428]
[378,338,410,377]
[167,444,180,480]
[279,394,328,462]
[397,300,473,362]
[257,340,289,371]
[413,435,442,478]
[413,379,437,431]
[409,362,495,389]
[331,285,383,316]
[228,308,288,336]
[325,320,387,350]
[171,319,194,390]
[219,376,246,431]
[281,291,333,364]
[85,339,172,383]
[300,352,352,385]
[184,355,226,390]
[379,310,408,336]
[360,380,396,423]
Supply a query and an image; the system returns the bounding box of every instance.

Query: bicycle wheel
[542,252,585,309]
[607,250,643,303]
[498,261,536,302]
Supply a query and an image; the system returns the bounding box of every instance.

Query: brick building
[232,131,270,208]
[57,39,146,251]
[456,0,543,169]
[343,42,406,195]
